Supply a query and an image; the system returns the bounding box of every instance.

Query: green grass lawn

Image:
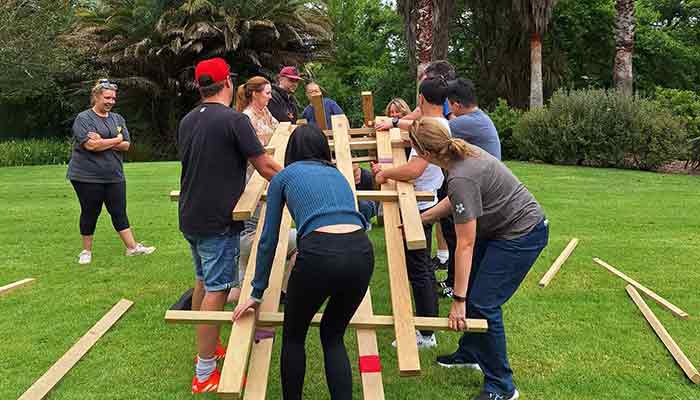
[1,161,699,399]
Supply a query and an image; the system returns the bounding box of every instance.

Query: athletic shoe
[437,281,453,298]
[78,250,92,265]
[431,256,448,271]
[191,368,221,393]
[125,242,156,256]
[436,352,481,371]
[392,330,437,349]
[472,389,519,400]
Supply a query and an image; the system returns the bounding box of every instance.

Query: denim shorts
[184,227,240,292]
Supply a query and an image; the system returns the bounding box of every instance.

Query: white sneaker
[392,330,437,349]
[78,250,92,264]
[125,243,156,256]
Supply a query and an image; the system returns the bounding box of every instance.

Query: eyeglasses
[98,79,118,90]
[409,120,427,155]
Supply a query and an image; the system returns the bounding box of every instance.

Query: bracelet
[452,294,467,302]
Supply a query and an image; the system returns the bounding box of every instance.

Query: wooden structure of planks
[170,189,436,203]
[625,285,699,384]
[0,278,34,295]
[232,123,291,221]
[18,299,133,400]
[593,258,689,319]
[539,238,579,288]
[310,93,328,130]
[166,310,488,332]
[362,92,375,128]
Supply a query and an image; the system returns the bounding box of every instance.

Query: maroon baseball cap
[195,58,230,85]
[279,66,301,80]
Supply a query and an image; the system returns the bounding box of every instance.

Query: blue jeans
[184,227,240,292]
[456,219,549,395]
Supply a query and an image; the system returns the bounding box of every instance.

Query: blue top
[449,109,502,160]
[443,99,451,118]
[302,98,344,128]
[251,161,368,300]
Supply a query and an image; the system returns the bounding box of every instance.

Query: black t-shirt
[177,103,265,235]
[268,84,298,123]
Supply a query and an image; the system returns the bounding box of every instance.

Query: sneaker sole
[436,361,481,371]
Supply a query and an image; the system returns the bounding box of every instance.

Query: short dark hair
[198,75,225,98]
[425,60,456,81]
[284,124,334,167]
[419,77,449,106]
[447,78,477,107]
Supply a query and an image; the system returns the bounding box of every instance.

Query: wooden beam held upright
[362,92,375,128]
[311,94,327,130]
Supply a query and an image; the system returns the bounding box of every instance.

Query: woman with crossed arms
[408,118,548,400]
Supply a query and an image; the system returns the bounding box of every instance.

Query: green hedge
[0,138,72,167]
[512,89,687,170]
[653,87,700,168]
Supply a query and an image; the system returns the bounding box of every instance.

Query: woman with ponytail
[412,118,549,400]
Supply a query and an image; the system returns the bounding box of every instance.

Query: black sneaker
[472,390,519,400]
[437,281,453,298]
[431,256,448,271]
[436,352,481,370]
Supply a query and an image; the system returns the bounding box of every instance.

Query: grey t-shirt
[67,110,130,183]
[449,109,502,160]
[447,147,544,240]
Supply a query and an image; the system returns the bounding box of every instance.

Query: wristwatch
[392,117,399,128]
[452,294,467,302]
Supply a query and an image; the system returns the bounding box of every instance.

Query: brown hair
[90,78,117,106]
[384,98,411,118]
[409,118,478,165]
[235,76,271,112]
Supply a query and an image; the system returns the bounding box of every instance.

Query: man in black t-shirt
[178,57,281,392]
[268,66,301,123]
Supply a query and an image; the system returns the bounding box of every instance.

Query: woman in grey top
[414,118,549,400]
[66,79,155,264]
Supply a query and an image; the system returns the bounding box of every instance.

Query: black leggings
[282,230,374,400]
[437,179,458,288]
[405,210,439,336]
[71,180,130,236]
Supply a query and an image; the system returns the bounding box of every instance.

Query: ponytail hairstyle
[235,76,271,112]
[408,118,478,166]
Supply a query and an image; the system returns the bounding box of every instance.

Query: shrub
[0,138,72,167]
[512,89,687,170]
[653,87,700,168]
[487,99,523,160]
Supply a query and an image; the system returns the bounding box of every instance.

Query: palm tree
[513,0,557,108]
[613,0,635,96]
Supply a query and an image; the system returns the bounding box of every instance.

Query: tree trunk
[530,31,544,108]
[431,0,454,61]
[613,0,635,96]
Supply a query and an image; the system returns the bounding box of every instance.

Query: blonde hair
[410,118,478,165]
[90,78,117,106]
[384,98,411,118]
[236,76,270,112]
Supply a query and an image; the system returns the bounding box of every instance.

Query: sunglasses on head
[98,79,118,90]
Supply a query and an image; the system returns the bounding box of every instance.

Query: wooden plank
[593,258,689,319]
[171,189,434,203]
[232,123,291,220]
[0,278,34,295]
[375,123,421,376]
[165,310,488,333]
[326,138,409,151]
[332,155,378,164]
[539,238,579,288]
[332,114,385,398]
[625,285,700,384]
[242,339,275,400]
[362,92,375,128]
[310,94,327,130]
[18,299,133,400]
[324,127,376,137]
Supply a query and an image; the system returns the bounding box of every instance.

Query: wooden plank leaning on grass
[18,299,133,400]
[374,119,421,376]
[593,258,689,319]
[0,278,34,296]
[538,238,579,288]
[625,285,699,384]
[232,123,291,221]
[219,125,293,400]
[332,114,385,398]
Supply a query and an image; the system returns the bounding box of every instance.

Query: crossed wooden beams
[166,109,488,399]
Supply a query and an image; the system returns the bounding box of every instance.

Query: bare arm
[83,133,123,152]
[372,156,427,184]
[249,153,282,181]
[113,141,130,152]
[376,107,422,131]
[420,197,452,224]
[453,220,476,299]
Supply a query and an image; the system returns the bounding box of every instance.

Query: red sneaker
[192,368,221,393]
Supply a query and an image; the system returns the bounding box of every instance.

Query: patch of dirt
[656,160,700,175]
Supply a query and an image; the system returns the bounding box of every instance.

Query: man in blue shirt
[447,78,501,160]
[302,82,344,128]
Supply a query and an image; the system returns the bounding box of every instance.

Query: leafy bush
[487,99,523,160]
[653,87,700,168]
[512,89,687,170]
[0,138,72,167]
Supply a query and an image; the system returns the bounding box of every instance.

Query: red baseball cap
[195,58,230,85]
[279,66,301,81]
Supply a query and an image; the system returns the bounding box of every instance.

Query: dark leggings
[70,180,130,235]
[405,209,439,336]
[281,230,374,400]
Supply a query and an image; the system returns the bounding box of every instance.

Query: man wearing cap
[268,66,301,123]
[178,57,282,393]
